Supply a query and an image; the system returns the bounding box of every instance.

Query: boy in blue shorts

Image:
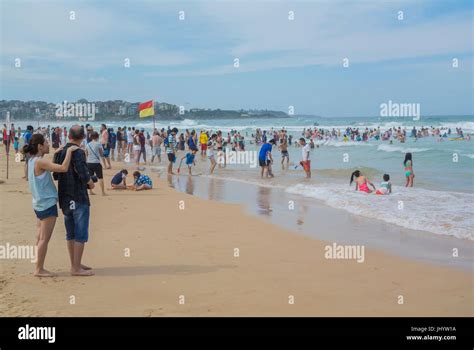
[180,148,197,175]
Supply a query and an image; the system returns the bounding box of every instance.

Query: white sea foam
[317,140,374,147]
[200,174,286,190]
[199,173,473,240]
[285,183,474,240]
[377,144,431,153]
[439,121,474,133]
[179,119,198,126]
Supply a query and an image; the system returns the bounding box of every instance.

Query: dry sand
[0,154,472,316]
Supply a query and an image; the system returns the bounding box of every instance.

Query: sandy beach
[0,155,472,317]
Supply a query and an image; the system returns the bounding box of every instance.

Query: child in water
[350,170,376,193]
[404,153,415,187]
[375,174,392,195]
[180,148,197,175]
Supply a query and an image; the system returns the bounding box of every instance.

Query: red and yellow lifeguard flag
[139,100,154,118]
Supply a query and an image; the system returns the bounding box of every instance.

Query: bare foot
[90,191,96,195]
[81,264,92,270]
[34,269,55,277]
[102,192,107,196]
[71,268,94,276]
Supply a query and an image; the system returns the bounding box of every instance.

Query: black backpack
[53,144,88,182]
[52,144,71,180]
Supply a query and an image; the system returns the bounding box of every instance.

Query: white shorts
[133,145,140,152]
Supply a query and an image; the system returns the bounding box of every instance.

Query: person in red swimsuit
[350,170,376,193]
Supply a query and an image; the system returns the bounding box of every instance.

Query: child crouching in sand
[375,174,392,195]
[110,169,128,189]
[130,171,153,191]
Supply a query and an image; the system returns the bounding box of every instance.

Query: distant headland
[0,100,300,121]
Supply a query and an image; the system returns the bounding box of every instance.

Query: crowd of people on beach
[1,121,470,278]
[2,122,470,190]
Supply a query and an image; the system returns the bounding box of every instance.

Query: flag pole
[153,100,156,130]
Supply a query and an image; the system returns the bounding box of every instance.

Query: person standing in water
[299,138,311,178]
[25,134,78,277]
[279,134,289,169]
[258,139,275,178]
[404,152,415,187]
[199,130,208,157]
[350,170,376,193]
[207,133,218,174]
[151,130,162,163]
[166,128,178,174]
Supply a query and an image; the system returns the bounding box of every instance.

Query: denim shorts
[62,202,90,243]
[102,145,110,158]
[34,204,58,220]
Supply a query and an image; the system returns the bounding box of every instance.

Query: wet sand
[165,171,474,271]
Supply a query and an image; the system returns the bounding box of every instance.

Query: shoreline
[163,170,474,271]
[1,156,473,316]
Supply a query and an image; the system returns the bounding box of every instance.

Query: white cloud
[1,0,472,80]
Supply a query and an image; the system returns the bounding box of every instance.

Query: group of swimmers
[349,152,415,195]
[257,136,312,179]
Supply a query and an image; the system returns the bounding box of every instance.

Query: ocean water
[13,115,474,240]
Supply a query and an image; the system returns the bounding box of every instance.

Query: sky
[0,0,473,117]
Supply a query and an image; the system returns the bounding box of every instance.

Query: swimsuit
[359,182,371,193]
[300,160,311,172]
[404,160,412,177]
[376,181,390,195]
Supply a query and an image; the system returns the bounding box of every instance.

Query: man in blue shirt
[258,139,275,178]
